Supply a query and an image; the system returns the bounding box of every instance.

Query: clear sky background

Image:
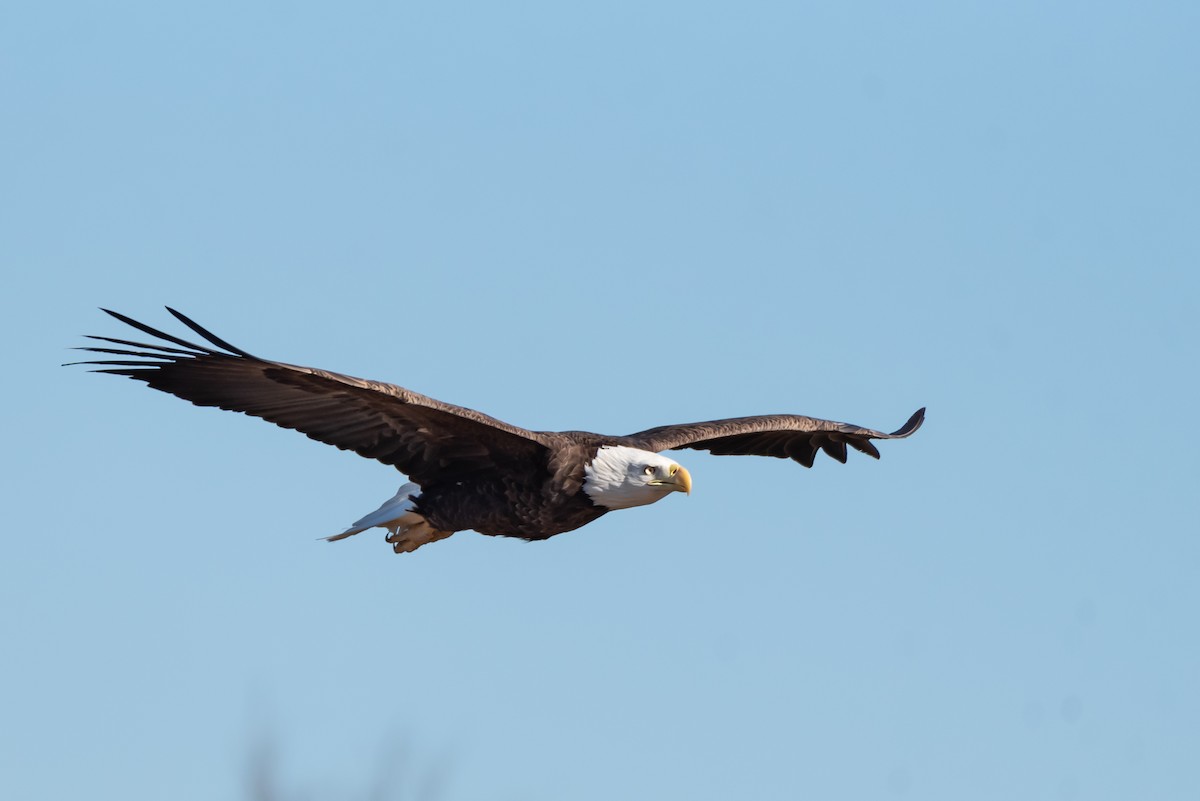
[3,2,1197,799]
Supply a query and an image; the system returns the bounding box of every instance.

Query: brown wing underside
[623,408,925,467]
[71,308,550,484]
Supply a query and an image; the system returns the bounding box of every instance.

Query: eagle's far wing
[71,308,551,483]
[623,408,924,467]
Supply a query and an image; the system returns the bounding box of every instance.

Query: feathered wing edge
[68,307,253,370]
[67,308,552,482]
[623,407,925,467]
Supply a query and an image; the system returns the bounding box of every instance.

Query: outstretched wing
[71,308,551,484]
[623,408,924,467]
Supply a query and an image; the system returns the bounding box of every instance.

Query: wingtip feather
[92,309,220,355]
[165,307,258,359]
[889,407,925,438]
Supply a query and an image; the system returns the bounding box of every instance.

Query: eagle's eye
[643,465,655,476]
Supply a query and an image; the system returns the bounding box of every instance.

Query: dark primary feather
[623,408,925,467]
[71,308,551,485]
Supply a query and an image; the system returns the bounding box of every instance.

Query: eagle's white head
[582,445,693,510]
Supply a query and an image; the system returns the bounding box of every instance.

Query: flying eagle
[73,309,925,554]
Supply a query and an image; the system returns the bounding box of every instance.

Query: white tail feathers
[326,482,453,554]
[329,482,422,540]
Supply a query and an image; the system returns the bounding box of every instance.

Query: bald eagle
[73,309,924,554]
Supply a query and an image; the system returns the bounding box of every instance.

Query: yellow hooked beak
[666,464,692,495]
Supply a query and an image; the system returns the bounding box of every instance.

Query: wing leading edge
[624,408,925,467]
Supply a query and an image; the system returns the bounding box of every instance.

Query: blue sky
[3,2,1197,799]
